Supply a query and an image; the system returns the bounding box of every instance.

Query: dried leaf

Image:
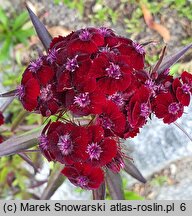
[152,23,170,43]
[0,128,42,157]
[25,3,52,51]
[41,163,65,200]
[92,182,106,200]
[141,3,170,42]
[106,169,124,200]
[124,159,146,184]
[48,26,71,37]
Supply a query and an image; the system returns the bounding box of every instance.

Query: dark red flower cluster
[17,27,192,189]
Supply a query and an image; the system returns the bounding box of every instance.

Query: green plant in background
[122,178,144,200]
[143,0,192,21]
[151,175,168,187]
[54,0,84,17]
[162,0,192,21]
[0,7,34,61]
[0,155,29,199]
[54,0,118,24]
[90,0,119,25]
[124,7,143,36]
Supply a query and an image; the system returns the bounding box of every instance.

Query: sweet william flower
[39,134,55,162]
[56,56,91,92]
[97,101,126,136]
[19,58,64,116]
[61,163,104,190]
[153,92,184,124]
[126,85,151,129]
[17,70,40,111]
[107,92,125,108]
[40,122,89,164]
[172,71,192,106]
[67,28,104,55]
[114,41,145,70]
[69,89,106,116]
[85,125,117,166]
[89,53,132,94]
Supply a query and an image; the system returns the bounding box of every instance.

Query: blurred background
[0,0,192,200]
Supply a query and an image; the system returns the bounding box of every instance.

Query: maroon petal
[37,66,55,86]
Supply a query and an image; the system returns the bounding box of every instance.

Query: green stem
[11,110,29,132]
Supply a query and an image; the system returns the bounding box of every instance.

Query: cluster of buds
[16,27,192,189]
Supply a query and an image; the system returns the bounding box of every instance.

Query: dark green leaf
[14,28,34,44]
[0,36,11,61]
[0,7,8,28]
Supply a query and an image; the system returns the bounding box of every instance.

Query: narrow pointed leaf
[174,122,192,142]
[152,46,166,74]
[141,40,158,47]
[18,153,39,173]
[92,182,106,200]
[124,159,146,184]
[0,97,14,112]
[157,43,192,74]
[0,90,17,97]
[41,163,65,200]
[106,169,124,200]
[26,4,52,51]
[0,128,42,157]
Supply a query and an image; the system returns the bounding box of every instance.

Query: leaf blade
[0,7,8,28]
[25,4,52,51]
[106,169,124,200]
[12,11,29,31]
[41,163,65,200]
[124,159,146,184]
[157,43,192,74]
[0,129,42,157]
[92,182,106,200]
